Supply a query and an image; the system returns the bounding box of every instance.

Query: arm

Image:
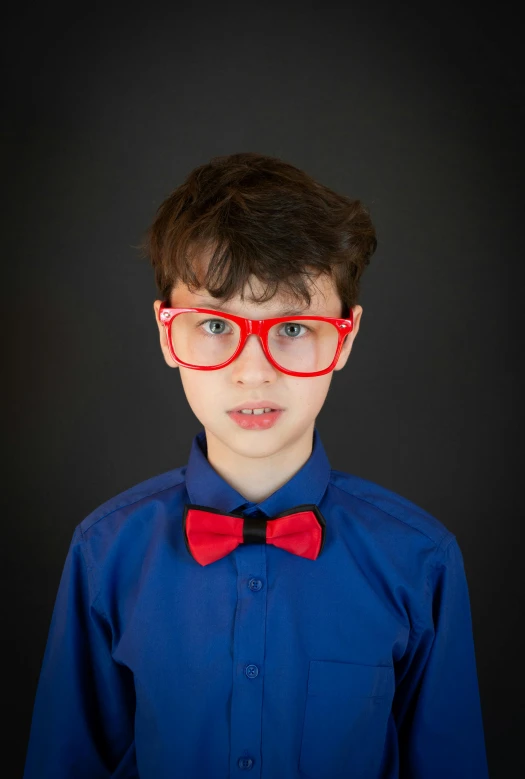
[392,536,490,778]
[23,526,136,778]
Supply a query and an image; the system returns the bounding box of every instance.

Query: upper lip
[228,401,284,412]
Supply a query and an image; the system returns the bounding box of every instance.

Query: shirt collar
[185,426,332,517]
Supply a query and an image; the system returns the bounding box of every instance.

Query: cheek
[178,370,215,412]
[291,377,332,413]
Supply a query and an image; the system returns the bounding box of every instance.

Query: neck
[203,423,315,503]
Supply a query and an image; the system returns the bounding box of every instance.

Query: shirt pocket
[298,660,395,779]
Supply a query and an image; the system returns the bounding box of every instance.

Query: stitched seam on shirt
[82,477,187,534]
[431,532,454,560]
[414,538,453,641]
[77,523,98,607]
[328,478,452,549]
[426,534,456,579]
[404,533,455,658]
[78,522,113,621]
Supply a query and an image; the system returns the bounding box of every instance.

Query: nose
[230,333,278,379]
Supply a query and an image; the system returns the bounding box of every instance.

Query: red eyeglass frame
[158,303,354,377]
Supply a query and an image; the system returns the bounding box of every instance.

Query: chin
[225,415,312,446]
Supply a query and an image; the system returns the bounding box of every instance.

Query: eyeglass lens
[169,312,340,372]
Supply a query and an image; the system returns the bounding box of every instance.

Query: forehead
[171,271,340,316]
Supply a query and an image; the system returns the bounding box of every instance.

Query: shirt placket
[229,507,268,777]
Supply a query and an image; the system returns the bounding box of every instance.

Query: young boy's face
[153,265,362,466]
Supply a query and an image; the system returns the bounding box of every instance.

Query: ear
[333,305,363,372]
[153,300,180,369]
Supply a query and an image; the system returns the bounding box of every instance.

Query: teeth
[239,408,273,415]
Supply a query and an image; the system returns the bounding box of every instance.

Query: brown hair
[138,152,377,318]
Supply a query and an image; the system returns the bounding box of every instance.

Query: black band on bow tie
[243,516,267,545]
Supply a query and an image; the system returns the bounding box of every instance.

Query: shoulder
[328,468,455,553]
[78,465,187,538]
[67,466,188,614]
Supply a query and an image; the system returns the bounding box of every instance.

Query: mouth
[228,402,284,414]
[227,408,285,429]
[229,407,280,416]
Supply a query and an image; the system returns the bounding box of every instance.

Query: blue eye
[198,318,233,336]
[278,323,310,338]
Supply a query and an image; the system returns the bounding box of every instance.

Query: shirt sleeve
[392,535,490,779]
[23,525,137,779]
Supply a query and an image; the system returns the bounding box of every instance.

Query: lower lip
[227,410,285,429]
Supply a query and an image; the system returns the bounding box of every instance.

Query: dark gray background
[5,1,523,776]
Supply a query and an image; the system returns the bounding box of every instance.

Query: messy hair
[138,152,377,318]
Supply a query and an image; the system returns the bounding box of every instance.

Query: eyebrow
[197,302,308,316]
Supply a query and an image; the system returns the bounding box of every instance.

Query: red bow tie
[183,503,326,566]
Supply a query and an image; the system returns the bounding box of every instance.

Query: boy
[23,152,489,778]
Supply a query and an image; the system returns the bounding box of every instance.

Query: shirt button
[248,578,263,591]
[237,756,254,770]
[244,664,259,679]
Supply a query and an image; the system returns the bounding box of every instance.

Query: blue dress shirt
[23,427,489,778]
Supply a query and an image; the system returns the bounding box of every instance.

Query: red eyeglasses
[158,303,354,377]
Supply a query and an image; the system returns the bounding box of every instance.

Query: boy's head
[141,152,377,466]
